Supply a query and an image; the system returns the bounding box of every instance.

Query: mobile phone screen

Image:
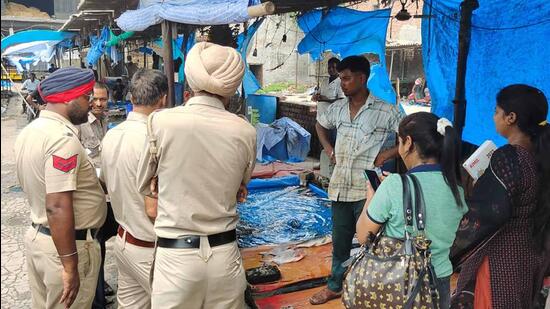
[364,170,381,191]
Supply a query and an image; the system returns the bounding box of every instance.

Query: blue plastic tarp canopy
[117,0,261,32]
[87,27,110,66]
[297,7,396,104]
[1,30,75,53]
[1,30,75,72]
[422,0,550,146]
[256,117,311,163]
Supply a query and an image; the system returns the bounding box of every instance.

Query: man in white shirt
[313,58,345,178]
[21,73,40,114]
[312,57,345,113]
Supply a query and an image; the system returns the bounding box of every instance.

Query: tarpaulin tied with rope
[297,7,396,104]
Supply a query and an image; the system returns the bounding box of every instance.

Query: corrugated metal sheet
[54,0,79,19]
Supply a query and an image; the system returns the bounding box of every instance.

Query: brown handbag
[342,174,439,309]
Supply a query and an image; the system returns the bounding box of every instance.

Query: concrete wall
[248,14,320,88]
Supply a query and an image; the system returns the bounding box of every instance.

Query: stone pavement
[1,96,118,308]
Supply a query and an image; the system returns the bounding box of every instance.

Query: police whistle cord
[1,63,36,117]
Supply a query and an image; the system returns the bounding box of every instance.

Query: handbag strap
[400,174,414,229]
[409,174,426,231]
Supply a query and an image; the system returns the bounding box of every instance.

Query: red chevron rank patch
[52,154,78,173]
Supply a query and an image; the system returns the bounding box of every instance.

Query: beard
[67,101,89,125]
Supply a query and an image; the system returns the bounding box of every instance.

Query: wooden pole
[162,20,176,107]
[453,0,479,139]
[389,50,395,81]
[295,50,298,89]
[247,2,275,17]
[143,40,147,69]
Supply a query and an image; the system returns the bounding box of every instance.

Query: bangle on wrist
[58,251,78,258]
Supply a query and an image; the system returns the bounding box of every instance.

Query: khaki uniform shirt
[79,112,108,167]
[136,96,257,238]
[15,110,107,229]
[100,112,155,242]
[318,95,404,202]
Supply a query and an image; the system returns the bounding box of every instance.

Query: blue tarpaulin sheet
[256,117,311,163]
[117,0,260,32]
[247,175,300,190]
[87,27,110,66]
[422,0,550,146]
[237,184,332,247]
[1,30,75,53]
[297,7,396,104]
[237,18,264,97]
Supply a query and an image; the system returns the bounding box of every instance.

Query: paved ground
[1,95,118,308]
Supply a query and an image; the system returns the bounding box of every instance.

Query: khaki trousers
[114,233,154,309]
[151,238,246,309]
[25,227,101,309]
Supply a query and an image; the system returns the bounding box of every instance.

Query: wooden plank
[242,243,333,294]
[255,286,344,309]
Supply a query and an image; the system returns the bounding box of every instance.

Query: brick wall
[276,101,321,158]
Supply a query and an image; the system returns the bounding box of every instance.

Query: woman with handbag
[349,112,468,309]
[452,84,550,308]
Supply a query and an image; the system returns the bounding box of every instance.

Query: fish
[294,235,332,248]
[261,246,306,265]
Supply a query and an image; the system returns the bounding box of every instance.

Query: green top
[367,171,468,278]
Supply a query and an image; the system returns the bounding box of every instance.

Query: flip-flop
[309,287,342,305]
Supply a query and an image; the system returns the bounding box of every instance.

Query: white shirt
[320,77,345,101]
[22,79,40,92]
[317,77,345,121]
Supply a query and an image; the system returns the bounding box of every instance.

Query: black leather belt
[157,230,236,249]
[32,223,97,240]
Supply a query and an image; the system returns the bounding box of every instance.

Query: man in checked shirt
[310,55,404,305]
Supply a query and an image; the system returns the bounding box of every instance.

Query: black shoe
[104,282,115,296]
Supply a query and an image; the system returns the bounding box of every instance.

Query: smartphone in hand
[364,169,381,191]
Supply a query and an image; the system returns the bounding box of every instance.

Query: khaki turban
[184,42,245,98]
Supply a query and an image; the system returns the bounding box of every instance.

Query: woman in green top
[356,112,468,308]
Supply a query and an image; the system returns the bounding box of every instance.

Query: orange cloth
[474,256,493,309]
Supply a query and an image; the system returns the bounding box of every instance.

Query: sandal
[309,287,342,305]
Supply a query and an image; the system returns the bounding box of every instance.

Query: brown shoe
[309,287,342,305]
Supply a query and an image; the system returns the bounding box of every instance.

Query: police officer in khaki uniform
[136,42,257,309]
[15,67,107,309]
[78,82,109,168]
[100,69,168,309]
[78,81,116,309]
